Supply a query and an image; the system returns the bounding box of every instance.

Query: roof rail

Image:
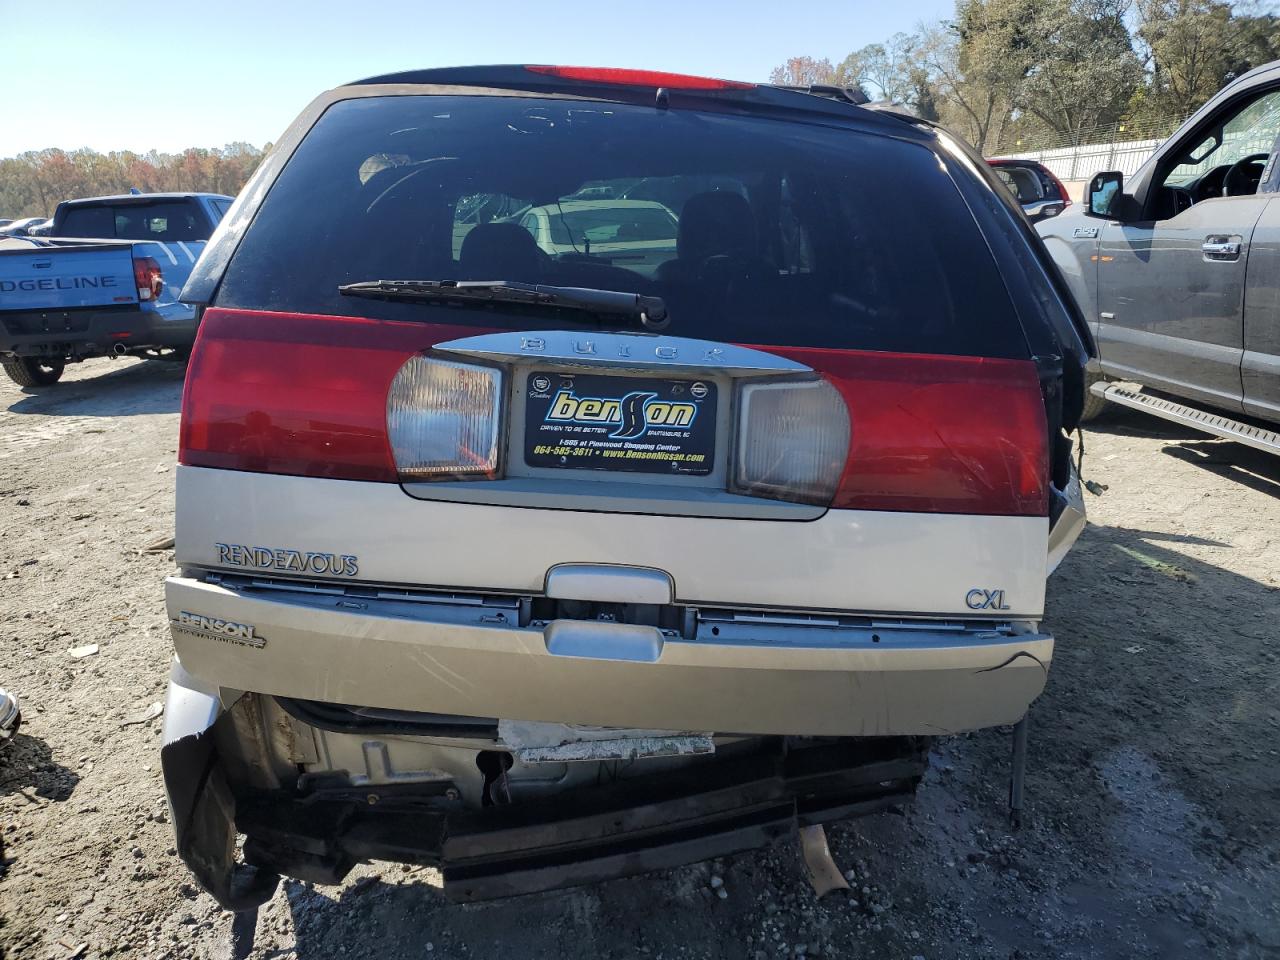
[770,84,870,106]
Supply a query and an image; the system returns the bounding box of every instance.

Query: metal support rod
[1009,713,1029,828]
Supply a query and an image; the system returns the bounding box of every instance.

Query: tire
[1079,370,1109,423]
[2,357,66,387]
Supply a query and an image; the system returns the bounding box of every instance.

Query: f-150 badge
[1072,227,1099,239]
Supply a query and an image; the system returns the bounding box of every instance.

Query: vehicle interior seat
[1262,132,1280,193]
[458,223,547,281]
[658,191,761,284]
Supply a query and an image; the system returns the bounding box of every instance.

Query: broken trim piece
[497,718,714,763]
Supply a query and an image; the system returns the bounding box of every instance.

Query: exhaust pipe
[111,342,128,357]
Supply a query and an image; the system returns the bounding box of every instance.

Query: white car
[515,199,678,274]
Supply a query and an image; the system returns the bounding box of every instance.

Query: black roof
[343,65,925,138]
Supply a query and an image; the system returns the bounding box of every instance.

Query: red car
[988,158,1073,223]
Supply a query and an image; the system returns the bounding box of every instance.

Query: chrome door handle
[1202,238,1242,261]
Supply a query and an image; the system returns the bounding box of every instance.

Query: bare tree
[915,20,1014,153]
[768,56,837,87]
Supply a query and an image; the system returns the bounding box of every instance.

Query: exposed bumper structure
[160,668,930,909]
[163,569,1053,909]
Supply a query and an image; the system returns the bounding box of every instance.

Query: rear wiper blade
[338,279,669,331]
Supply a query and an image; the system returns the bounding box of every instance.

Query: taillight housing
[769,348,1050,517]
[732,378,850,506]
[133,257,163,301]
[181,309,1048,518]
[180,308,446,481]
[387,356,503,478]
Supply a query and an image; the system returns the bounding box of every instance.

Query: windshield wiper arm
[338,279,669,331]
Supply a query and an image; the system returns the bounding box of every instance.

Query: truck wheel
[1079,371,1109,423]
[2,358,66,387]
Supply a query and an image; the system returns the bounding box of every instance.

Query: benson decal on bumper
[215,543,359,577]
[174,611,266,648]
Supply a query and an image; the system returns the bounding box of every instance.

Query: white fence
[995,138,1164,182]
[999,126,1280,186]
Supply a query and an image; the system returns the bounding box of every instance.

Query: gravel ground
[1,357,1278,960]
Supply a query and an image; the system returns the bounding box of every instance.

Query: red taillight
[768,348,1049,516]
[133,256,163,301]
[525,65,754,90]
[179,309,481,482]
[182,309,1048,516]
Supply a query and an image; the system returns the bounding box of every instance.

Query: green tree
[1133,0,1280,120]
[835,34,914,101]
[1018,0,1144,145]
[915,14,1020,153]
[1138,0,1235,115]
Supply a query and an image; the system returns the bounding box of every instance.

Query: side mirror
[1087,171,1124,219]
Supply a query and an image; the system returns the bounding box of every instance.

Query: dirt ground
[1,357,1278,960]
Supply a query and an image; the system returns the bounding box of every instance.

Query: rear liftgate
[171,311,1053,908]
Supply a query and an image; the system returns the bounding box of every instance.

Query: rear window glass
[58,201,210,241]
[216,95,1026,358]
[994,166,1044,203]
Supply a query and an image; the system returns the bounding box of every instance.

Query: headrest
[677,192,756,261]
[459,222,544,279]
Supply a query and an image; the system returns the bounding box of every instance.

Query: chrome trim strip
[399,476,824,520]
[432,330,811,377]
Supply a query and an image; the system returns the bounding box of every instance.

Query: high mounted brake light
[524,65,754,91]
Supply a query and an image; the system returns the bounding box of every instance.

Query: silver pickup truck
[1039,60,1280,454]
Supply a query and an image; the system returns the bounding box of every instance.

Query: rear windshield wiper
[338,279,669,331]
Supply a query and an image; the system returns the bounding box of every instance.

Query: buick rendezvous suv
[161,65,1092,909]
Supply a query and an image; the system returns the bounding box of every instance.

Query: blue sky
[0,0,954,156]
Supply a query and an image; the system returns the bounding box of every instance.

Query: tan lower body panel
[167,576,1051,738]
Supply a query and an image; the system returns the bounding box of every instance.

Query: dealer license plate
[524,372,717,476]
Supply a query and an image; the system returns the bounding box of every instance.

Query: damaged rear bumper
[166,573,1053,738]
[162,576,1052,909]
[161,667,930,910]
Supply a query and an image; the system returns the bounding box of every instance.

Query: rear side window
[217,95,1028,358]
[58,201,209,241]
